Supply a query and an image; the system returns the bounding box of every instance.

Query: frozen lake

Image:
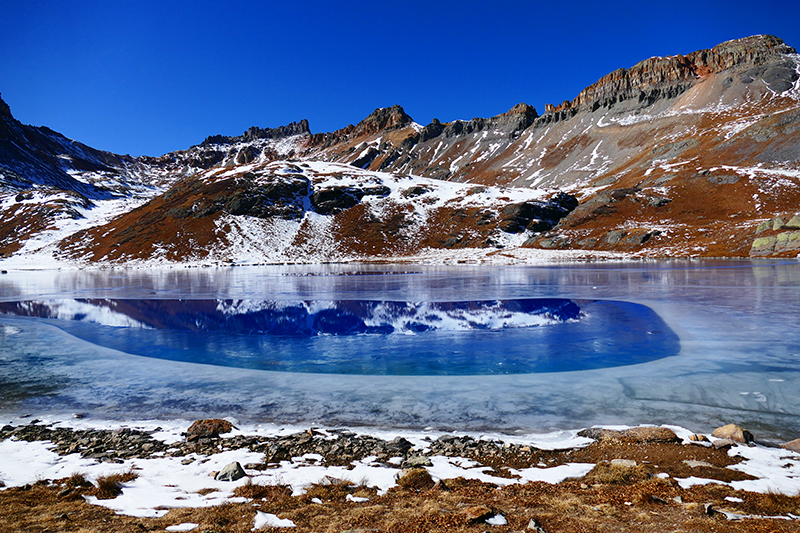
[1,260,799,439]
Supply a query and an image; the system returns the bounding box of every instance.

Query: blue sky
[2,0,799,156]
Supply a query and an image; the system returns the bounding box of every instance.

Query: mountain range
[1,34,799,267]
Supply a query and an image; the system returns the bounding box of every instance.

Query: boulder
[186,419,236,441]
[309,187,363,214]
[711,424,754,444]
[215,461,246,482]
[781,438,800,452]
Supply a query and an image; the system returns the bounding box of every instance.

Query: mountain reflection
[0,298,582,336]
[0,298,680,375]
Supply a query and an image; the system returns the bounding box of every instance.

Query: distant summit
[200,119,311,146]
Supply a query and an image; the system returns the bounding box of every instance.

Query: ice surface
[0,260,799,439]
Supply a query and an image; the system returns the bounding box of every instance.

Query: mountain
[1,34,799,267]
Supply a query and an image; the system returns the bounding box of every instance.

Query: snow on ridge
[12,299,150,328]
[0,159,575,270]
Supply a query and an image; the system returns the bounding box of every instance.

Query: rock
[186,419,237,441]
[527,518,547,532]
[402,186,429,198]
[309,187,363,214]
[461,505,494,523]
[683,460,713,468]
[648,196,672,207]
[750,235,777,255]
[214,461,246,482]
[775,231,800,252]
[713,439,736,449]
[781,438,800,452]
[689,434,710,442]
[577,427,680,444]
[401,455,433,469]
[711,424,754,444]
[610,459,638,467]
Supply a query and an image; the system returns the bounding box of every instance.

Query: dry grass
[583,462,651,484]
[2,439,800,532]
[92,469,139,500]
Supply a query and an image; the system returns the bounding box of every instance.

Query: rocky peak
[0,93,12,119]
[544,34,797,117]
[200,119,311,146]
[352,105,414,137]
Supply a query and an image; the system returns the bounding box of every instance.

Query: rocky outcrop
[499,192,578,234]
[542,35,797,118]
[750,214,800,256]
[200,119,311,146]
[308,105,413,149]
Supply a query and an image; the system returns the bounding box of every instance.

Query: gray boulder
[215,461,247,482]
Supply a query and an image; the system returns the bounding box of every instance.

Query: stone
[648,196,672,207]
[756,220,772,233]
[775,231,800,252]
[787,215,800,229]
[577,427,680,443]
[689,434,710,442]
[683,460,713,468]
[527,518,547,532]
[781,438,800,452]
[610,459,638,467]
[605,230,627,244]
[401,455,433,469]
[713,439,735,449]
[215,461,246,482]
[461,505,494,523]
[711,424,754,444]
[750,235,777,255]
[186,419,236,441]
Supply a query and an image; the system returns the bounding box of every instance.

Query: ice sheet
[0,260,799,439]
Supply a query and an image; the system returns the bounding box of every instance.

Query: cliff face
[562,34,796,114]
[1,35,799,264]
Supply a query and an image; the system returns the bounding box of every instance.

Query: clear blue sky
[2,0,799,156]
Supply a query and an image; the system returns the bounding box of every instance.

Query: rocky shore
[2,417,800,532]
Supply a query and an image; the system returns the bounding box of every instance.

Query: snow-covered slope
[52,160,576,267]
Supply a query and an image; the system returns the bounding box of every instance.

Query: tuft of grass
[232,479,292,502]
[396,468,435,491]
[757,489,800,515]
[93,469,139,500]
[64,472,91,489]
[583,462,650,485]
[304,478,355,502]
